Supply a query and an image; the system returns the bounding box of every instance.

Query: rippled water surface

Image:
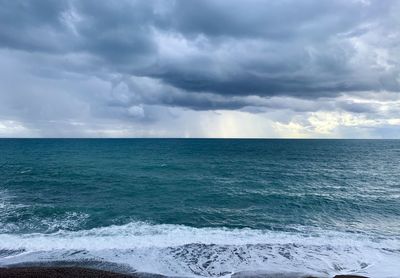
[0,139,399,277]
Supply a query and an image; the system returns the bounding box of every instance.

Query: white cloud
[0,1,399,138]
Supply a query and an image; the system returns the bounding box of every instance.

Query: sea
[0,139,399,277]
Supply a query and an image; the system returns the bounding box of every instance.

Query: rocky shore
[0,267,369,278]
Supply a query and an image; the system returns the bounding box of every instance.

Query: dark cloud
[1,1,399,102]
[165,0,378,39]
[336,100,378,114]
[0,0,70,52]
[0,0,399,137]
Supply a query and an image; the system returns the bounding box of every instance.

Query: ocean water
[0,139,399,277]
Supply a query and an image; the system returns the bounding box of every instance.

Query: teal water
[0,139,399,277]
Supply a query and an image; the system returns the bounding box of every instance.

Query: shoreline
[0,267,369,278]
[0,267,135,278]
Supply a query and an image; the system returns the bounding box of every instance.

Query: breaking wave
[0,221,399,278]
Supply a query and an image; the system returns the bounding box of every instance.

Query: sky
[0,0,399,138]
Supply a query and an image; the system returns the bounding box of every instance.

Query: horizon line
[0,137,398,140]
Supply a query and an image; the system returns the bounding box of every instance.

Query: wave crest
[0,221,399,277]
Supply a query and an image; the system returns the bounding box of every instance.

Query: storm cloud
[0,0,399,137]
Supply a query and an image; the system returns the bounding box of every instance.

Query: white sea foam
[0,221,399,277]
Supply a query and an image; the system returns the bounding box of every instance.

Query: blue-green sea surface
[0,139,399,277]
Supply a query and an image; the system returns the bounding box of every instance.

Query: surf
[0,221,399,277]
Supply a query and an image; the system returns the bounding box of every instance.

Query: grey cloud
[166,0,386,40]
[0,0,71,52]
[0,0,400,138]
[1,0,399,104]
[336,101,378,114]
